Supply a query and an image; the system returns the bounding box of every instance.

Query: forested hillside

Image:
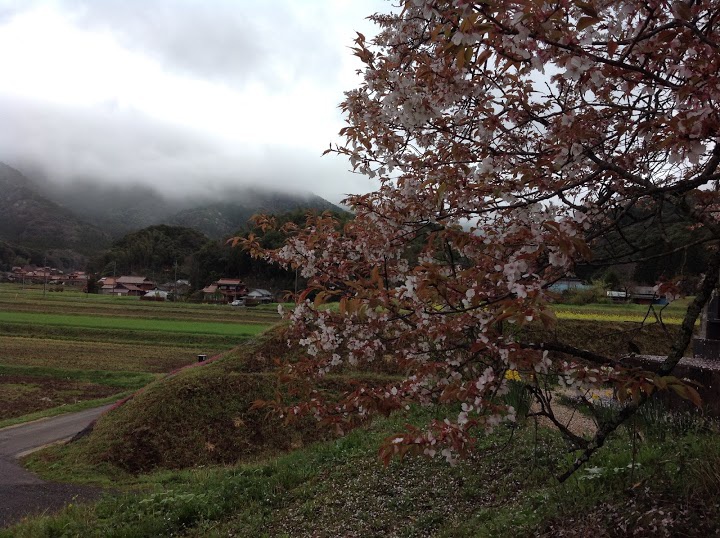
[0,161,343,274]
[92,210,352,292]
[0,163,110,257]
[92,225,209,279]
[578,200,711,288]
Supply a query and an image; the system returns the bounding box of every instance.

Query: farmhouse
[201,278,248,303]
[99,280,127,295]
[7,266,65,284]
[117,276,156,291]
[98,276,156,296]
[29,267,60,283]
[66,271,88,287]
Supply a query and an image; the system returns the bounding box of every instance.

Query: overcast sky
[0,0,388,203]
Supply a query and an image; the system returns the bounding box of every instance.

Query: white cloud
[0,0,387,202]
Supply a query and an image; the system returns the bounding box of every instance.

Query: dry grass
[0,335,217,372]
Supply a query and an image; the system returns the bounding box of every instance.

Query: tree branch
[557,250,720,482]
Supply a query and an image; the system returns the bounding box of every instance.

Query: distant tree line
[576,201,711,292]
[0,241,87,272]
[3,203,702,294]
[87,210,353,293]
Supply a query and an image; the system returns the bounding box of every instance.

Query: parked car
[230,298,246,307]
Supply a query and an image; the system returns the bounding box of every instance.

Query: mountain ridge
[0,162,111,255]
[33,173,342,239]
[0,162,343,269]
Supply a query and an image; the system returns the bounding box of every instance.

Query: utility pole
[174,259,178,302]
[112,261,116,296]
[43,254,47,298]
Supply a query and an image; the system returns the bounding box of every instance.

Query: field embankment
[523,317,687,358]
[27,327,398,477]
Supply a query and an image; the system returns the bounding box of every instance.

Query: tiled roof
[217,278,244,285]
[102,284,128,293]
[118,276,148,284]
[248,289,272,297]
[122,284,143,292]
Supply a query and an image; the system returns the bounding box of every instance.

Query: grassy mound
[83,372,322,473]
[33,328,390,476]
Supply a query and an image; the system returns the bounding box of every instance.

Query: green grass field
[0,311,268,336]
[0,284,279,424]
[0,284,281,321]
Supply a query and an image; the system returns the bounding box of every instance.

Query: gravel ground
[0,453,106,529]
[0,455,104,528]
[534,353,720,438]
[639,353,720,370]
[533,396,597,437]
[0,482,104,528]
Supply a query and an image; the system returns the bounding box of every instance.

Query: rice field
[0,284,279,424]
[553,309,687,324]
[0,283,698,424]
[552,299,693,325]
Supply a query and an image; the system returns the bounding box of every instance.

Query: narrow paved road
[0,404,113,459]
[0,405,114,528]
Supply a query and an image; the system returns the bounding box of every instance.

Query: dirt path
[532,392,597,437]
[0,405,112,528]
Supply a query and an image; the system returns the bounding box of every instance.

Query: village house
[65,271,89,287]
[8,266,64,285]
[29,267,59,283]
[201,278,248,303]
[8,266,27,283]
[117,276,156,291]
[98,276,115,293]
[99,276,156,296]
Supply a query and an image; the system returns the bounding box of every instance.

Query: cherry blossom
[244,0,720,479]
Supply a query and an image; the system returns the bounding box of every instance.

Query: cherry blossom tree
[242,0,720,479]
